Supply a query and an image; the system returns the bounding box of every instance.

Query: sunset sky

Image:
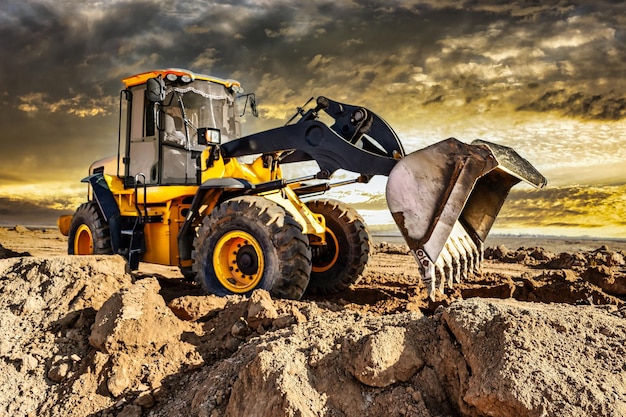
[1,0,625,238]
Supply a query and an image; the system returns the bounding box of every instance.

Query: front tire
[306,199,371,295]
[192,196,312,299]
[179,266,196,282]
[67,202,113,255]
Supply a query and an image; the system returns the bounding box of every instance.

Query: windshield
[162,80,239,148]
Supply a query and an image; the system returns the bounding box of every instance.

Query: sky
[0,0,625,238]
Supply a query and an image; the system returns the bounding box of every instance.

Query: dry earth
[1,226,626,416]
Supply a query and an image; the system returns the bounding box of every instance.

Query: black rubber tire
[67,202,113,255]
[305,199,371,295]
[192,196,312,299]
[179,266,196,283]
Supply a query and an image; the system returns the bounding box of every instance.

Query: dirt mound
[173,299,626,417]
[484,243,626,270]
[0,256,133,416]
[1,231,626,416]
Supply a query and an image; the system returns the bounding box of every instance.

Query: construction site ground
[1,226,626,417]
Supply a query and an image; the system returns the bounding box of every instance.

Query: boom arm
[221,97,405,178]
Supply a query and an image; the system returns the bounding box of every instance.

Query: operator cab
[118,69,245,187]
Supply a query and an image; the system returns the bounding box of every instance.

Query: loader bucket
[385,138,546,299]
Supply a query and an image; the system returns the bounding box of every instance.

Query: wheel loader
[58,68,546,300]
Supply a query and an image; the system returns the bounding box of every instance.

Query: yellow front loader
[59,68,545,300]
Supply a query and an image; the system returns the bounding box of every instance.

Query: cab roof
[122,68,241,89]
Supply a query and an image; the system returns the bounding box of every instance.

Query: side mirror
[249,94,258,117]
[238,93,258,117]
[146,77,166,102]
[197,127,221,145]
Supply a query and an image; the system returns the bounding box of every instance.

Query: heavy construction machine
[58,68,546,300]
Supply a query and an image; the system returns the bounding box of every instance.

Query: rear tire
[68,202,113,255]
[306,199,371,295]
[192,196,311,299]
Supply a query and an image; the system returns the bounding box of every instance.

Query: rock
[440,299,626,417]
[350,326,423,387]
[230,317,250,339]
[14,225,29,233]
[583,266,626,295]
[375,242,409,255]
[21,354,39,373]
[246,289,278,329]
[551,252,587,269]
[89,278,180,353]
[291,305,307,324]
[603,251,625,267]
[4,229,626,417]
[134,391,155,408]
[514,252,528,262]
[107,360,132,397]
[168,295,228,321]
[0,256,133,413]
[188,299,626,417]
[530,247,555,261]
[88,277,202,399]
[485,245,509,260]
[271,315,296,330]
[47,362,70,383]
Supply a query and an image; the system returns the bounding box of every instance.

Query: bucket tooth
[445,241,462,286]
[449,235,469,281]
[437,249,454,290]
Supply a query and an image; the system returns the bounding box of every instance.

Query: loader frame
[62,70,405,273]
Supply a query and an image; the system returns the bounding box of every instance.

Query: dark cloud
[0,197,73,227]
[517,90,626,120]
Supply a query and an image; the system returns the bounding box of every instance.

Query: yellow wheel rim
[74,224,94,255]
[312,228,340,273]
[213,231,264,293]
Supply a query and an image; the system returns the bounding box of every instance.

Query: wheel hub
[74,224,94,255]
[213,231,265,293]
[312,229,340,273]
[236,245,259,275]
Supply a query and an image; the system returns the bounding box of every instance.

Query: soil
[1,225,626,416]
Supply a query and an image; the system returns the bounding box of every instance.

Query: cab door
[125,84,159,185]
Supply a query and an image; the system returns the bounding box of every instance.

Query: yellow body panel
[102,174,198,266]
[263,188,326,238]
[199,148,280,184]
[71,149,325,268]
[57,215,72,236]
[122,69,240,90]
[199,151,324,238]
[142,223,170,264]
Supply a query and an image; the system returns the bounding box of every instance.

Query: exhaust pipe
[385,138,546,299]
